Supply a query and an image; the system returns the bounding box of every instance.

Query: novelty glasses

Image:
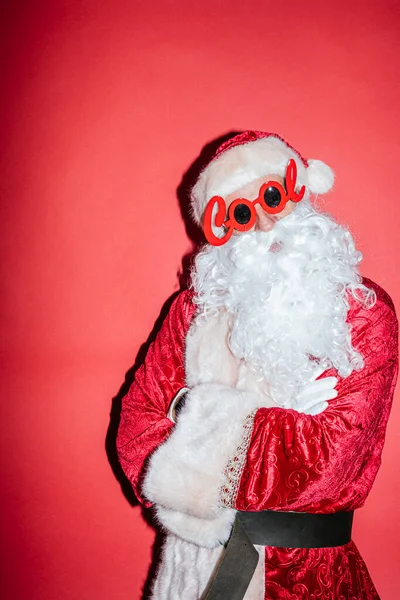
[203,159,306,246]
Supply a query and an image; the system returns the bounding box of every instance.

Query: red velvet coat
[117,278,398,599]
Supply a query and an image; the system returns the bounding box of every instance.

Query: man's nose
[254,203,276,232]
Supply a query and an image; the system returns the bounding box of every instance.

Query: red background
[1,1,400,598]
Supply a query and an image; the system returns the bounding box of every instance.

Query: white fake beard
[191,199,375,407]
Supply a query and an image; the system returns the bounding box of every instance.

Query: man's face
[224,174,297,233]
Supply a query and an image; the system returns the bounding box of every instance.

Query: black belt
[204,510,354,600]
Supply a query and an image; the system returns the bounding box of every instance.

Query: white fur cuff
[142,383,266,519]
[155,504,236,548]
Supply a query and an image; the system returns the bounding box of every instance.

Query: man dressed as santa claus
[117,131,398,599]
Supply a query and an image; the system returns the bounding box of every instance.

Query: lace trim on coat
[219,410,257,507]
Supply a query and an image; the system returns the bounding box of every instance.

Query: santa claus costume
[117,131,398,599]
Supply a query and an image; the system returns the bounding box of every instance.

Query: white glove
[294,368,338,416]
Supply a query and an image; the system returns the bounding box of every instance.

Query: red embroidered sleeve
[116,290,195,506]
[235,281,398,513]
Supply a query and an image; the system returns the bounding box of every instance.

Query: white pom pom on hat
[191,131,334,225]
[306,158,335,194]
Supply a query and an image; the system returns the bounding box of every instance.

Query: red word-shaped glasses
[203,159,306,246]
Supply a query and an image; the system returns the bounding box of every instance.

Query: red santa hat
[191,130,335,225]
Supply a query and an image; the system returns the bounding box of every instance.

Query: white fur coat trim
[151,533,265,600]
[143,311,276,547]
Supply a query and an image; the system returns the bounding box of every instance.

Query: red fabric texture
[116,278,398,598]
[237,281,398,513]
[211,130,310,167]
[262,540,379,598]
[117,291,195,506]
